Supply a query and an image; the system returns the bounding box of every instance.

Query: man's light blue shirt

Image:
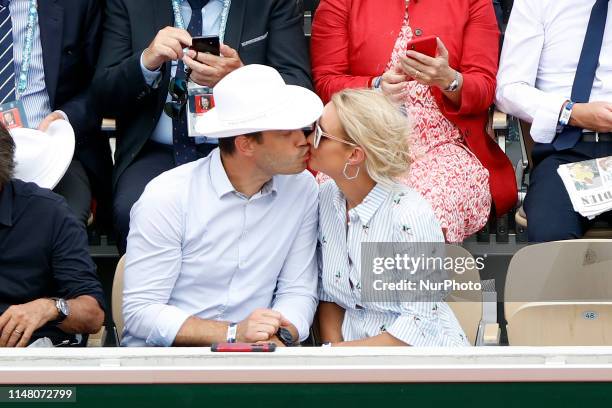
[141,0,223,145]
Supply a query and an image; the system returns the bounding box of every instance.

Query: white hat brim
[194,85,323,138]
[12,120,75,189]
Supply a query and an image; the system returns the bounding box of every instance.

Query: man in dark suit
[0,0,112,226]
[93,0,312,253]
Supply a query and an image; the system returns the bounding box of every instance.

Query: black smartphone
[191,35,220,56]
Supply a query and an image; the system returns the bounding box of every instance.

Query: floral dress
[317,1,491,243]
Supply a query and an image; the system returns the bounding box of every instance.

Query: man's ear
[347,146,366,166]
[234,135,256,157]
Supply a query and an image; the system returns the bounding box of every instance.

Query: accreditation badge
[0,100,29,130]
[186,83,214,137]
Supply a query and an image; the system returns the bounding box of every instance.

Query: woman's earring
[343,162,360,180]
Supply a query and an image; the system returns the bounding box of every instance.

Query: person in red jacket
[311,0,517,242]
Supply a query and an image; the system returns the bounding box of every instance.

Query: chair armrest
[492,109,508,153]
[86,327,107,347]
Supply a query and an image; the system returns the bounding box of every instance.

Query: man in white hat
[122,64,323,347]
[0,124,105,347]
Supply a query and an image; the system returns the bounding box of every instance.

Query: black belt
[581,132,612,142]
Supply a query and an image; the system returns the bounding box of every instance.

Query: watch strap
[443,70,460,92]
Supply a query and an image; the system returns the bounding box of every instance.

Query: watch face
[277,327,295,346]
[57,298,70,317]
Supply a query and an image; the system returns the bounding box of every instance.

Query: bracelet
[371,76,383,90]
[226,322,237,343]
[443,70,460,92]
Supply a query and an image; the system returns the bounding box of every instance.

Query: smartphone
[406,35,438,58]
[191,35,220,56]
[211,343,277,352]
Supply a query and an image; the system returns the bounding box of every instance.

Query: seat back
[505,240,612,345]
[112,255,126,343]
[444,245,483,346]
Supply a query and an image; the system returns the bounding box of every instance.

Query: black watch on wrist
[276,327,298,347]
[50,297,70,325]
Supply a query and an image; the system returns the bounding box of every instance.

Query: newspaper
[557,156,612,219]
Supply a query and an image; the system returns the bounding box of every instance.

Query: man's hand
[0,299,58,347]
[183,44,243,87]
[38,111,65,132]
[236,309,291,343]
[142,27,192,71]
[570,102,612,133]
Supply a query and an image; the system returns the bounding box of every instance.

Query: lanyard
[16,0,38,99]
[169,0,230,43]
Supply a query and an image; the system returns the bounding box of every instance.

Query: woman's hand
[399,38,457,90]
[380,65,409,103]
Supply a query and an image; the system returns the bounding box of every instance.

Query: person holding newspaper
[496,0,612,242]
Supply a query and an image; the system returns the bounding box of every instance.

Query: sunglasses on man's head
[312,121,357,149]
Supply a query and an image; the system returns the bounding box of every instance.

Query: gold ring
[415,70,421,78]
[13,330,23,335]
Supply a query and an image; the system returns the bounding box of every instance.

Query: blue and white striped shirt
[9,0,52,128]
[317,181,469,347]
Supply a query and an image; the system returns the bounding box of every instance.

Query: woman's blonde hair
[331,88,411,186]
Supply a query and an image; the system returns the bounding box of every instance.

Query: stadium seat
[505,239,612,345]
[515,120,612,238]
[445,245,499,346]
[112,255,126,343]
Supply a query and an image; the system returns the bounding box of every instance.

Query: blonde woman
[308,89,468,347]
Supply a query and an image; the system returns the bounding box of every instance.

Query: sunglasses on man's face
[164,70,191,119]
[313,121,357,149]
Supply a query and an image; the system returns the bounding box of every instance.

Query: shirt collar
[0,180,14,227]
[350,184,389,226]
[209,149,278,199]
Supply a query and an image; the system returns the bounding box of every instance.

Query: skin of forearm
[318,301,345,343]
[172,316,231,346]
[59,295,105,334]
[334,332,408,347]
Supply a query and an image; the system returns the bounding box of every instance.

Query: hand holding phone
[406,35,438,58]
[190,35,220,56]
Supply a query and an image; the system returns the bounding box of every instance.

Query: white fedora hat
[195,64,323,138]
[12,119,75,189]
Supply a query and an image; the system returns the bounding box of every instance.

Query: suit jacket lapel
[222,0,246,50]
[38,0,63,108]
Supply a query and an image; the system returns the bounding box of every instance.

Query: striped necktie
[0,1,15,104]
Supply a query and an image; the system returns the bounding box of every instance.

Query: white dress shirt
[122,149,319,347]
[317,182,469,347]
[496,0,612,143]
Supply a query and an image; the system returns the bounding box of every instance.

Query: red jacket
[311,0,517,216]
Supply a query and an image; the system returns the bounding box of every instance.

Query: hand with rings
[0,299,59,347]
[399,37,458,90]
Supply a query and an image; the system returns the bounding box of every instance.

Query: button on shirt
[317,181,469,347]
[0,179,105,344]
[122,149,319,347]
[141,0,224,145]
[496,0,612,143]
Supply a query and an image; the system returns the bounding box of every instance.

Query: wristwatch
[276,327,298,347]
[226,322,237,343]
[50,297,70,324]
[557,100,575,133]
[443,70,461,92]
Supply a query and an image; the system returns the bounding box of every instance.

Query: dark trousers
[524,141,612,242]
[53,160,91,226]
[113,141,217,254]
